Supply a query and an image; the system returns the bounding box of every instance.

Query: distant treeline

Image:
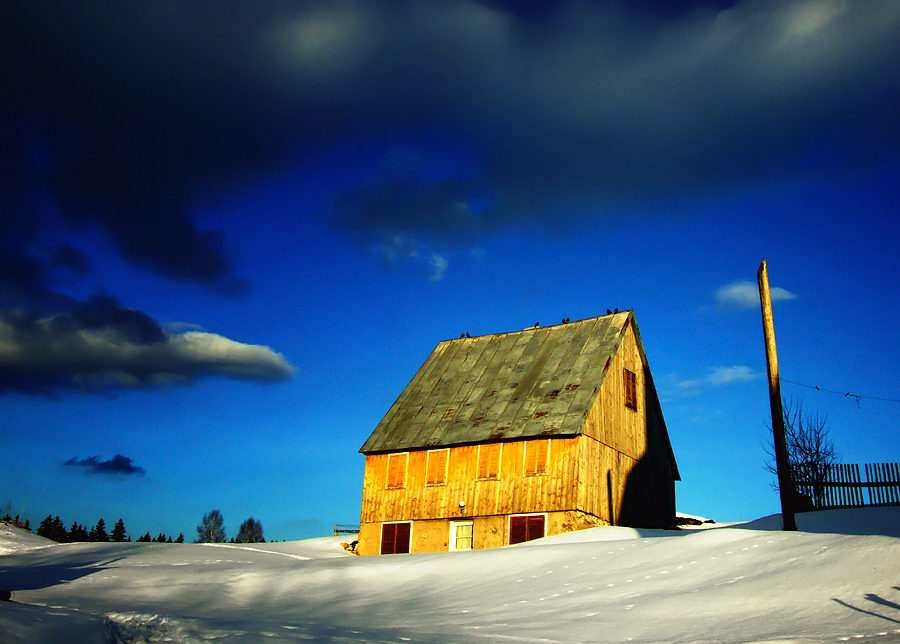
[31,515,185,544]
[4,510,266,545]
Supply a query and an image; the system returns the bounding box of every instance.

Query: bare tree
[765,397,839,509]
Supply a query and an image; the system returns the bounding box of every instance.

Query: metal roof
[359,311,639,454]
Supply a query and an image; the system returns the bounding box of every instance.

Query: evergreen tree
[3,514,30,531]
[235,517,265,543]
[175,533,185,543]
[69,522,89,542]
[37,515,55,539]
[89,518,109,542]
[38,515,68,542]
[111,519,128,542]
[137,532,152,542]
[196,509,226,543]
[156,533,168,543]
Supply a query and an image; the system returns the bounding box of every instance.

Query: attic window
[524,440,549,476]
[477,443,501,480]
[386,453,408,489]
[426,449,448,486]
[624,368,637,411]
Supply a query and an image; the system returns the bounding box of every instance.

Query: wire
[780,378,900,404]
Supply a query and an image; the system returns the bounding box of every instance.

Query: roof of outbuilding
[359,310,645,454]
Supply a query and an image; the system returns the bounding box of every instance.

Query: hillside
[1,508,899,643]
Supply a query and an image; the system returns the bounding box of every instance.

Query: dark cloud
[64,455,146,476]
[0,294,293,396]
[319,0,900,245]
[3,0,899,288]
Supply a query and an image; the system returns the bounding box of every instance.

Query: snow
[1,508,899,643]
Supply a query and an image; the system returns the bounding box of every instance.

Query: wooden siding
[575,433,636,524]
[360,434,644,528]
[582,321,647,460]
[360,437,583,524]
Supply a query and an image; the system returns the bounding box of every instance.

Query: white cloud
[375,234,450,282]
[715,281,797,310]
[705,366,757,385]
[675,366,760,392]
[428,253,448,282]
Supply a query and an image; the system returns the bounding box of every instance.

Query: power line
[780,378,900,404]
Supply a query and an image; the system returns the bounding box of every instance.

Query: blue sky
[2,0,898,540]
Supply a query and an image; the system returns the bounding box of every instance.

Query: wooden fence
[333,524,360,536]
[795,463,900,510]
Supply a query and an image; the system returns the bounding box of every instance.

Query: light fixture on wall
[459,501,467,515]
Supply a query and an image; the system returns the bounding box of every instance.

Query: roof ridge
[443,310,633,343]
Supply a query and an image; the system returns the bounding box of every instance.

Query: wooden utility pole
[758,260,797,531]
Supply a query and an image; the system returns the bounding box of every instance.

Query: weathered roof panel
[359,311,635,454]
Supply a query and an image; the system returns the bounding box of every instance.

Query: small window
[426,449,448,486]
[380,522,411,554]
[386,453,408,489]
[524,440,549,476]
[508,514,545,545]
[624,368,637,411]
[477,443,501,480]
[450,521,473,551]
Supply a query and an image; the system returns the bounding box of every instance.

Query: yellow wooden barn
[357,310,679,555]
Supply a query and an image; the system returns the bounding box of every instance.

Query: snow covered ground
[2,508,899,644]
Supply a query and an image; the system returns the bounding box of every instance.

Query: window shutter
[509,516,527,545]
[395,522,411,553]
[478,443,501,479]
[624,368,637,410]
[426,449,448,486]
[526,515,545,541]
[524,440,549,476]
[380,523,396,554]
[387,453,407,489]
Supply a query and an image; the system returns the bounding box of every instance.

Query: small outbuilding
[357,310,679,555]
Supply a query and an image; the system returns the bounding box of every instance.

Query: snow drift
[1,508,899,643]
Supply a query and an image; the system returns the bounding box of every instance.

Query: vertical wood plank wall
[581,322,646,459]
[360,436,583,524]
[576,322,648,522]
